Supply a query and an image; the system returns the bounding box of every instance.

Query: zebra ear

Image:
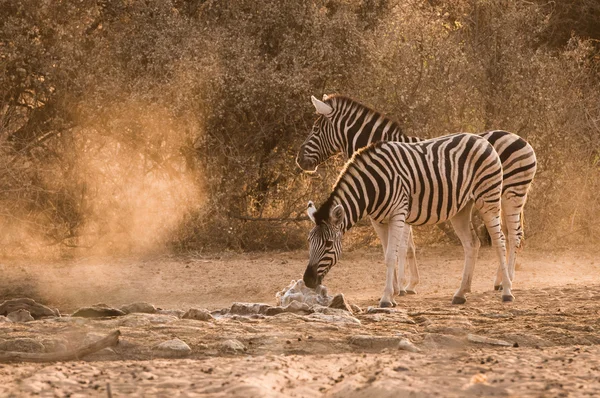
[330,204,344,227]
[307,201,317,223]
[311,95,333,116]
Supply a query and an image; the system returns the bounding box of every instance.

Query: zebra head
[303,200,344,288]
[296,95,340,172]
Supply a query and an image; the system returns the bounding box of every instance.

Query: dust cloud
[0,100,203,259]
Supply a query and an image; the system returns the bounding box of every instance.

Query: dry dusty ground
[0,246,599,397]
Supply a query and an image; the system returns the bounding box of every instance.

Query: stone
[230,302,273,316]
[156,309,184,318]
[366,306,397,314]
[0,315,11,323]
[7,309,34,322]
[276,280,332,307]
[153,338,191,358]
[349,335,403,350]
[329,293,353,313]
[41,338,69,353]
[305,312,361,325]
[220,339,246,353]
[182,308,214,321]
[120,302,157,314]
[265,301,312,316]
[71,304,126,318]
[0,338,45,353]
[0,298,59,319]
[398,338,421,353]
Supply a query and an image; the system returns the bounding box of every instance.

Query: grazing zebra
[297,94,537,293]
[303,134,514,307]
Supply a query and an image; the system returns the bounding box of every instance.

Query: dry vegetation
[1,0,599,257]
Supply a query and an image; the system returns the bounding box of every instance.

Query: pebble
[120,302,157,314]
[153,339,192,358]
[220,339,246,353]
[71,305,126,318]
[0,338,45,353]
[7,309,34,323]
[182,308,214,321]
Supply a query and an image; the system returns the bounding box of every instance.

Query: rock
[7,309,34,322]
[366,306,396,314]
[265,301,312,316]
[276,280,332,307]
[156,309,184,318]
[349,335,403,350]
[153,338,191,358]
[41,338,68,353]
[230,303,273,316]
[350,304,363,314]
[329,293,353,313]
[83,332,107,345]
[220,339,246,353]
[305,312,361,325]
[312,306,353,316]
[0,315,11,323]
[147,314,179,324]
[182,308,214,321]
[0,338,45,353]
[120,302,156,314]
[398,338,421,353]
[71,304,126,318]
[0,298,59,319]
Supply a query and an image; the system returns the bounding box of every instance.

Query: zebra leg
[493,211,509,290]
[503,195,526,282]
[405,227,420,294]
[370,219,404,296]
[478,201,513,302]
[449,202,480,304]
[380,218,409,308]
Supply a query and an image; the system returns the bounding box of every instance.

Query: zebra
[303,133,514,307]
[297,94,537,294]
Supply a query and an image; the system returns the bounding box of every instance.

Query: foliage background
[1,0,599,257]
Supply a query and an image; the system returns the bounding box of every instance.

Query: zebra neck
[331,192,366,234]
[343,112,410,158]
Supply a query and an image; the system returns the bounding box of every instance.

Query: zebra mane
[313,141,384,226]
[322,94,405,138]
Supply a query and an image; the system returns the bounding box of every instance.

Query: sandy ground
[0,246,599,397]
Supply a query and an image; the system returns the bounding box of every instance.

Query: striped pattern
[304,134,513,306]
[297,95,537,291]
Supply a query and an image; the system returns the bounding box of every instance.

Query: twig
[0,330,121,363]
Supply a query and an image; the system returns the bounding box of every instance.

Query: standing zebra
[303,134,513,307]
[297,94,537,293]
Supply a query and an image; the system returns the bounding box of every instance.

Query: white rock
[276,280,332,307]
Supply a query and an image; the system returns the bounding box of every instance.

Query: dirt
[0,246,599,397]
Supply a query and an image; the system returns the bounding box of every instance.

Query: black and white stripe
[297,94,537,293]
[304,134,513,306]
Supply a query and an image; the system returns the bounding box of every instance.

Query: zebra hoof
[406,290,417,295]
[502,294,515,303]
[452,296,466,305]
[397,290,407,297]
[494,285,503,291]
[379,301,394,308]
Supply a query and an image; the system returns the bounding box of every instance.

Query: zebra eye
[324,240,333,249]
